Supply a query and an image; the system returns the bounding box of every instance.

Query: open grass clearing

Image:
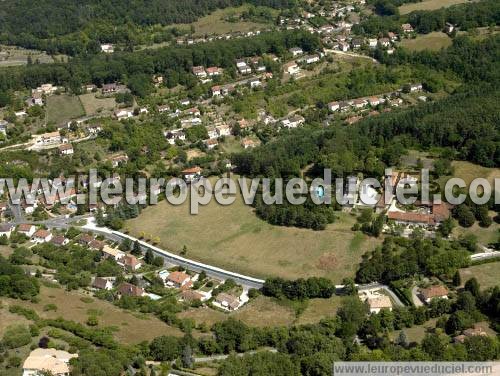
[2,286,182,344]
[390,318,438,344]
[177,5,276,36]
[219,136,245,154]
[295,295,345,325]
[453,220,499,246]
[0,45,67,67]
[46,94,85,126]
[79,93,117,116]
[0,244,14,258]
[179,296,296,327]
[450,161,500,186]
[459,262,500,290]
[125,177,381,280]
[399,0,472,14]
[400,32,452,51]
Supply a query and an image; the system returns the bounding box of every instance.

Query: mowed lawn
[46,94,85,125]
[460,262,500,290]
[400,32,452,51]
[125,180,381,280]
[79,93,117,116]
[1,286,182,344]
[399,0,471,14]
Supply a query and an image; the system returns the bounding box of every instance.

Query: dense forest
[0,30,320,93]
[0,0,296,55]
[355,0,500,35]
[235,34,500,177]
[356,237,471,284]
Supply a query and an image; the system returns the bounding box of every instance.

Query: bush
[2,325,32,349]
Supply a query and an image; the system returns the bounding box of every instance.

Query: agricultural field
[460,262,500,290]
[450,161,500,186]
[1,286,182,344]
[46,94,85,126]
[79,93,117,116]
[400,32,452,51]
[0,45,67,67]
[177,5,277,36]
[125,177,381,281]
[399,0,472,14]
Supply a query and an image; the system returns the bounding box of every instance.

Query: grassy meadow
[79,93,117,116]
[400,32,452,51]
[46,94,85,125]
[177,5,276,36]
[460,262,500,290]
[1,286,182,344]
[125,177,381,281]
[399,0,472,14]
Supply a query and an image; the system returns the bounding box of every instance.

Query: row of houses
[358,284,450,315]
[157,269,245,311]
[176,29,265,46]
[328,84,422,113]
[192,65,223,79]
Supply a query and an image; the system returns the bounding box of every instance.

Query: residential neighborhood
[0,0,499,374]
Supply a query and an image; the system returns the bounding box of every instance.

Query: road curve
[42,219,266,290]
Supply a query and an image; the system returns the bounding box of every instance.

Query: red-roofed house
[33,229,53,243]
[181,166,202,182]
[117,282,144,298]
[420,285,449,304]
[122,255,142,271]
[166,271,191,288]
[17,224,36,237]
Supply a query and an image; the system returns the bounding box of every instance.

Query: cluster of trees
[370,0,420,16]
[407,0,500,34]
[364,35,500,167]
[452,197,498,229]
[255,194,337,230]
[0,0,296,55]
[356,0,500,35]
[96,203,143,230]
[34,243,103,290]
[262,277,336,300]
[353,209,386,237]
[0,255,39,299]
[356,237,471,283]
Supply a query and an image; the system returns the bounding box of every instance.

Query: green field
[0,45,67,67]
[79,93,117,116]
[390,318,438,344]
[295,296,345,325]
[1,286,182,344]
[400,32,452,51]
[46,94,85,125]
[125,178,381,280]
[450,161,500,186]
[177,5,276,36]
[460,262,500,289]
[399,0,471,14]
